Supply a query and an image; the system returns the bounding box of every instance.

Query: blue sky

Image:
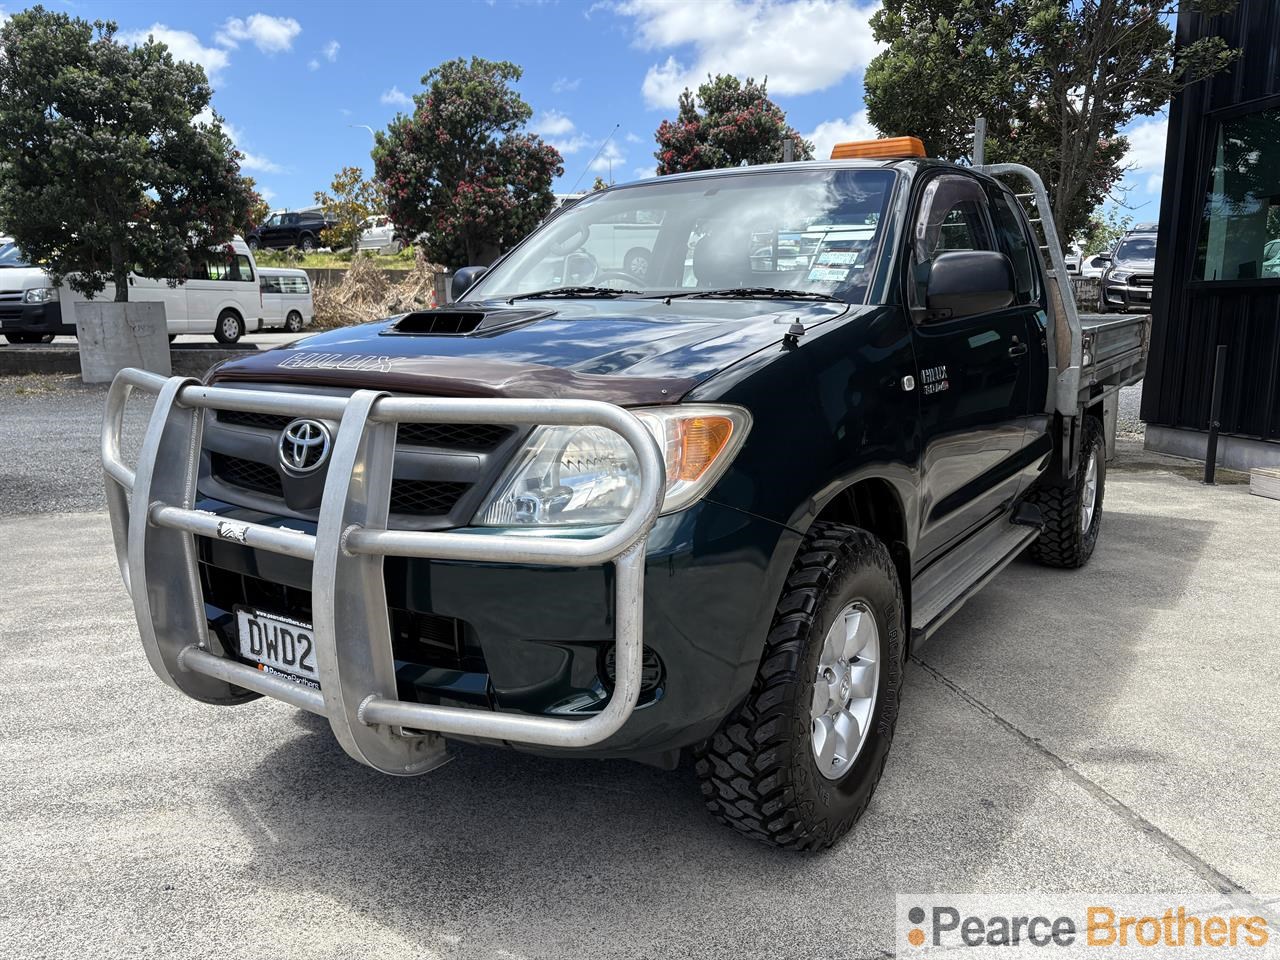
[4,0,1167,226]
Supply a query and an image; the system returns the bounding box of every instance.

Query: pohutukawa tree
[863,0,1240,245]
[0,6,258,302]
[372,57,563,268]
[654,74,814,175]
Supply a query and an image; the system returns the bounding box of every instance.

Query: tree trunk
[110,240,129,303]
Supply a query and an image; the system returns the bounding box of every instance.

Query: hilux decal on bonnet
[279,353,398,374]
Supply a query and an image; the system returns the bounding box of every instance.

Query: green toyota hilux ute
[103,143,1147,849]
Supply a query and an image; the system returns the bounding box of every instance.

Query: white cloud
[308,59,320,71]
[119,24,231,83]
[624,131,644,144]
[258,186,277,204]
[551,76,581,94]
[216,14,301,54]
[590,140,626,176]
[631,165,657,181]
[614,0,881,109]
[322,40,340,62]
[531,110,576,137]
[803,108,879,162]
[380,86,413,108]
[1124,116,1169,193]
[200,115,285,175]
[531,111,595,154]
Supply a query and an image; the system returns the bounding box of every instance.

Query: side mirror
[451,265,488,302]
[1097,254,1113,264]
[925,250,1015,319]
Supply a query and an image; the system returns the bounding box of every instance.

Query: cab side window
[910,175,998,307]
[990,190,1041,304]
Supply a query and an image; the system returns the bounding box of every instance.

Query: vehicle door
[260,273,283,325]
[908,173,1036,563]
[987,185,1052,492]
[127,271,188,332]
[257,213,284,248]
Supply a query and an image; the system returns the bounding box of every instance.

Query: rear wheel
[299,235,316,253]
[1027,415,1105,568]
[695,522,904,850]
[284,310,305,333]
[247,238,260,251]
[213,310,243,344]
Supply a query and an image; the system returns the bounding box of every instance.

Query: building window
[1195,106,1280,281]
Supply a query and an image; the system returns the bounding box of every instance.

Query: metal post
[972,117,987,166]
[1204,344,1228,485]
[782,138,795,163]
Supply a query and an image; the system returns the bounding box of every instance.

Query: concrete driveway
[1,378,1277,959]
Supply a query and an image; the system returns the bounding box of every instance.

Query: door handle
[1008,336,1028,358]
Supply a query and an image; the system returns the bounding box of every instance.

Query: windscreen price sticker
[896,895,1280,958]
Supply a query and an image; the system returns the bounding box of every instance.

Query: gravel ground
[1117,380,1144,437]
[0,374,153,515]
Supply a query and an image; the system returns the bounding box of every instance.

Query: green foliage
[0,6,256,301]
[864,0,1240,244]
[591,176,608,191]
[314,166,384,252]
[1081,210,1133,256]
[654,75,814,175]
[242,177,271,235]
[373,57,563,269]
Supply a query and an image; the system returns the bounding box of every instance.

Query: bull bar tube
[101,368,666,776]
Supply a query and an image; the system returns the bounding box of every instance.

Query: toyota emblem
[278,418,332,476]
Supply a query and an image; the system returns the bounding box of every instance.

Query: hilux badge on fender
[278,418,332,476]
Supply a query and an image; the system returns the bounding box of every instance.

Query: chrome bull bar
[101,368,666,775]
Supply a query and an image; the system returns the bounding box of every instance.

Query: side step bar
[910,516,1040,644]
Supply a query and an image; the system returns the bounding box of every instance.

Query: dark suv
[246,210,337,252]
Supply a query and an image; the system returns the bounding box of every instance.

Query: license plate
[235,606,320,689]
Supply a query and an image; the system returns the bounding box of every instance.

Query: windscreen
[0,243,32,267]
[1114,236,1156,261]
[466,168,897,304]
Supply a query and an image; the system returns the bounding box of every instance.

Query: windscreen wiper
[507,286,630,303]
[668,286,845,303]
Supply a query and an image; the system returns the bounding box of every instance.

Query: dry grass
[312,249,444,330]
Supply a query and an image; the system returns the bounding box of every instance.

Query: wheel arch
[807,477,913,634]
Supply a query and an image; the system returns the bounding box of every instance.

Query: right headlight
[473,404,752,527]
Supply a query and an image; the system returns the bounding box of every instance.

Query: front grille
[388,479,469,515]
[216,409,512,451]
[217,410,291,431]
[209,452,467,517]
[1133,276,1154,287]
[396,422,513,450]
[210,452,283,497]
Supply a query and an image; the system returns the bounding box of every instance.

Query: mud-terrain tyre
[694,522,905,850]
[1028,415,1105,569]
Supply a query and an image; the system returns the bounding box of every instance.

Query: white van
[0,237,262,345]
[257,268,314,333]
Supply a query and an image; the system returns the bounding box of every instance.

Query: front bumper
[102,370,790,773]
[0,300,66,334]
[1102,279,1153,311]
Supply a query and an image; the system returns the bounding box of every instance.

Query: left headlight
[23,287,56,304]
[473,404,752,527]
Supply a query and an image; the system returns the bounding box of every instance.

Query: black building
[1143,0,1280,469]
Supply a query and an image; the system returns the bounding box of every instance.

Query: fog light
[601,645,663,693]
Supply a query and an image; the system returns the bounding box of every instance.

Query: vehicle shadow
[210,501,1216,958]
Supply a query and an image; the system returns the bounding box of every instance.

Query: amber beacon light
[830,136,927,160]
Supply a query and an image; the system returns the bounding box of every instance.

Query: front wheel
[1027,415,1105,568]
[214,311,243,344]
[695,522,904,850]
[247,238,259,251]
[284,310,305,333]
